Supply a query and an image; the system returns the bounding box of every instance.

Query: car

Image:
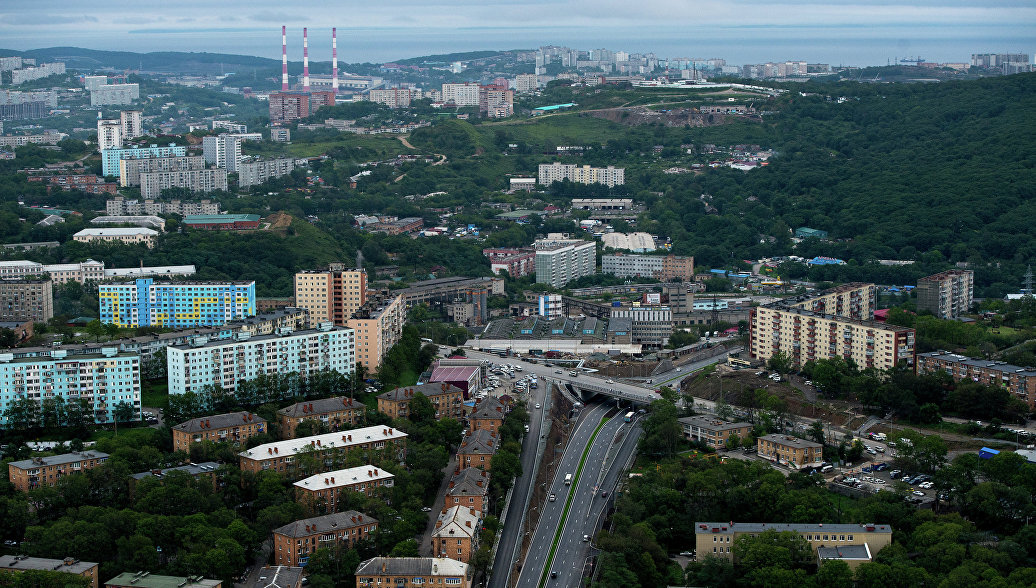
[421,506,432,512]
[548,493,556,502]
[913,490,925,496]
[890,470,902,478]
[555,370,563,374]
[3,540,17,546]
[601,490,608,497]
[920,482,934,489]
[676,367,682,372]
[550,572,557,579]
[606,379,615,384]
[679,551,694,557]
[524,424,530,433]
[873,478,885,485]
[582,535,590,542]
[535,403,542,409]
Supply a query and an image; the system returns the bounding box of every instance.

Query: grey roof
[251,566,303,588]
[818,544,872,560]
[607,317,633,333]
[470,397,505,420]
[272,511,376,538]
[919,351,1036,377]
[379,382,461,402]
[8,451,109,470]
[173,411,266,433]
[459,429,497,455]
[354,557,468,577]
[446,468,490,498]
[678,415,752,432]
[130,462,221,480]
[0,555,97,575]
[278,396,364,418]
[760,434,823,449]
[696,522,891,535]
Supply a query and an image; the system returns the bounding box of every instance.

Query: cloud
[249,11,308,23]
[3,13,98,25]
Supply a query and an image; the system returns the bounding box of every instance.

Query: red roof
[430,365,479,383]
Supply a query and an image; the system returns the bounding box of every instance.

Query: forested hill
[646,73,1035,292]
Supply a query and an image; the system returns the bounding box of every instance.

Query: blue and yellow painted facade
[99,278,256,328]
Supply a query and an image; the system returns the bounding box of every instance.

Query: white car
[535,403,542,409]
[606,379,615,384]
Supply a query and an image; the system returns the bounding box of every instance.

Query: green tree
[808,420,826,445]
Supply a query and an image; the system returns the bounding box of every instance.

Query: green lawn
[141,380,169,410]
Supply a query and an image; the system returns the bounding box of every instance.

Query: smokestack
[332,28,339,95]
[303,27,310,92]
[281,26,289,91]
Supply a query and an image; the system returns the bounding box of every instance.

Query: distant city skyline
[0,1,1033,66]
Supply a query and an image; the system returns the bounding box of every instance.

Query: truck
[564,473,572,485]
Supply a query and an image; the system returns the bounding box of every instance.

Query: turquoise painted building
[101,144,186,177]
[99,278,256,328]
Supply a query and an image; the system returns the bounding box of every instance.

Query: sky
[1,1,1033,65]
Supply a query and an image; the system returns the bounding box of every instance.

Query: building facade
[171,411,267,452]
[457,429,497,471]
[377,383,465,421]
[355,558,469,588]
[7,451,110,492]
[182,214,261,230]
[918,351,1036,410]
[757,434,823,468]
[482,248,535,277]
[166,324,353,396]
[90,83,139,106]
[0,278,53,322]
[347,294,406,373]
[119,155,205,187]
[238,157,296,188]
[602,254,695,281]
[278,396,365,439]
[538,162,625,187]
[100,279,256,328]
[238,426,407,475]
[140,168,228,199]
[444,468,490,514]
[0,556,99,588]
[432,506,480,563]
[294,265,368,326]
[202,134,244,171]
[101,144,186,177]
[73,227,159,248]
[273,511,378,566]
[441,83,480,106]
[468,397,505,434]
[368,88,419,108]
[678,416,753,449]
[107,197,220,216]
[916,270,974,319]
[534,238,597,288]
[294,466,395,512]
[610,306,673,347]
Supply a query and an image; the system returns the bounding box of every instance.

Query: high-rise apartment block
[534,237,597,288]
[269,91,335,124]
[101,144,186,177]
[368,88,419,108]
[90,83,139,106]
[140,168,228,198]
[348,294,407,373]
[10,62,65,85]
[120,110,143,139]
[441,83,480,106]
[748,283,915,371]
[514,74,538,93]
[0,347,140,426]
[238,157,296,188]
[107,197,220,216]
[166,323,354,396]
[202,134,244,171]
[97,119,123,151]
[294,265,368,326]
[0,89,57,120]
[0,278,53,322]
[538,162,625,187]
[119,155,205,187]
[99,278,256,328]
[971,53,1032,74]
[602,254,695,281]
[480,88,514,118]
[916,270,973,319]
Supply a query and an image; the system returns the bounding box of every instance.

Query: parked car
[912,490,925,496]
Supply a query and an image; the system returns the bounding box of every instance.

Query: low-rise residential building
[0,278,52,322]
[347,294,406,373]
[694,521,892,564]
[273,512,378,566]
[239,426,408,475]
[166,323,353,396]
[129,461,222,493]
[278,396,365,439]
[354,558,469,588]
[73,227,158,248]
[294,466,395,512]
[7,451,110,492]
[100,278,256,328]
[678,416,753,449]
[757,434,823,468]
[171,412,267,452]
[377,383,465,421]
[916,269,974,319]
[0,556,100,588]
[105,573,221,588]
[468,397,505,434]
[918,351,1036,410]
[443,468,490,514]
[27,173,117,194]
[457,429,497,471]
[432,506,481,563]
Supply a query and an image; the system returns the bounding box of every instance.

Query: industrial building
[99,278,256,328]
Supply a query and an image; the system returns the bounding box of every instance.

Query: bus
[624,411,635,423]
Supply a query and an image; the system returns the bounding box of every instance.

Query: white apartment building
[202,134,244,172]
[140,168,228,199]
[73,227,159,248]
[368,88,419,108]
[212,120,248,133]
[238,157,296,188]
[11,62,65,85]
[166,323,355,396]
[120,110,143,140]
[442,83,480,106]
[97,119,122,151]
[538,162,625,187]
[119,155,206,187]
[534,237,597,288]
[0,259,194,284]
[106,197,220,216]
[90,84,139,106]
[514,74,538,93]
[82,75,107,92]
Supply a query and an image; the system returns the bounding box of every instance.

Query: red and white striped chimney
[332,27,338,95]
[303,27,310,92]
[281,26,288,91]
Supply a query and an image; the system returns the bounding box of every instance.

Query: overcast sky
[1,1,1032,63]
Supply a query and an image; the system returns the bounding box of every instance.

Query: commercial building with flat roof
[0,278,52,322]
[757,434,823,468]
[100,278,255,328]
[7,451,110,492]
[0,556,99,588]
[171,411,267,452]
[238,426,407,475]
[294,466,395,511]
[273,511,378,566]
[355,558,469,588]
[695,521,892,564]
[918,351,1036,410]
[74,227,159,248]
[610,305,673,347]
[916,269,974,319]
[166,323,354,397]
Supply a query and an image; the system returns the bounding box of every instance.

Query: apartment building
[433,506,481,563]
[107,197,221,216]
[171,411,267,452]
[106,574,221,588]
[610,306,673,347]
[212,120,248,133]
[0,278,53,322]
[916,270,974,319]
[119,155,205,187]
[571,198,634,211]
[468,397,506,434]
[602,254,695,281]
[97,119,122,150]
[368,88,419,108]
[7,451,110,492]
[695,522,892,565]
[457,429,497,471]
[377,383,465,421]
[537,294,563,318]
[538,162,625,187]
[514,73,538,93]
[73,227,159,248]
[238,426,407,474]
[347,294,406,373]
[918,351,1036,410]
[202,134,244,171]
[294,265,368,326]
[100,279,256,328]
[120,110,143,139]
[757,434,823,468]
[273,511,378,566]
[479,88,514,118]
[441,83,480,106]
[355,558,469,588]
[0,259,192,285]
[278,396,365,439]
[0,349,140,426]
[166,324,353,396]
[678,416,753,449]
[238,157,296,188]
[140,168,228,199]
[534,237,597,288]
[101,144,186,177]
[294,466,395,512]
[395,277,498,325]
[129,461,222,493]
[90,83,139,106]
[0,556,99,588]
[482,248,535,277]
[27,174,117,194]
[268,91,335,124]
[785,282,876,321]
[444,468,490,514]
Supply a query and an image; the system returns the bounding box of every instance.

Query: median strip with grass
[538,416,609,588]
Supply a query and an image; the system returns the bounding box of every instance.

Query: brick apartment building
[277,396,365,439]
[171,412,267,452]
[432,506,481,563]
[273,511,378,566]
[918,351,1036,410]
[457,429,497,471]
[757,434,823,468]
[293,466,394,513]
[444,468,490,514]
[467,397,506,434]
[7,451,109,492]
[354,558,469,588]
[0,556,100,588]
[695,522,892,567]
[377,383,465,421]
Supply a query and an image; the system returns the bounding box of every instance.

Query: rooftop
[106,572,222,588]
[73,227,159,236]
[173,412,265,434]
[277,396,364,418]
[817,544,872,561]
[429,365,480,384]
[379,382,461,402]
[354,557,468,578]
[240,426,407,461]
[433,505,480,539]
[918,351,1036,376]
[458,429,497,455]
[446,467,490,497]
[293,465,394,491]
[130,461,221,481]
[9,451,109,470]
[168,324,348,351]
[272,510,376,538]
[250,566,303,588]
[695,522,892,535]
[678,415,752,431]
[183,214,261,223]
[0,555,98,575]
[759,434,823,449]
[469,397,506,420]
